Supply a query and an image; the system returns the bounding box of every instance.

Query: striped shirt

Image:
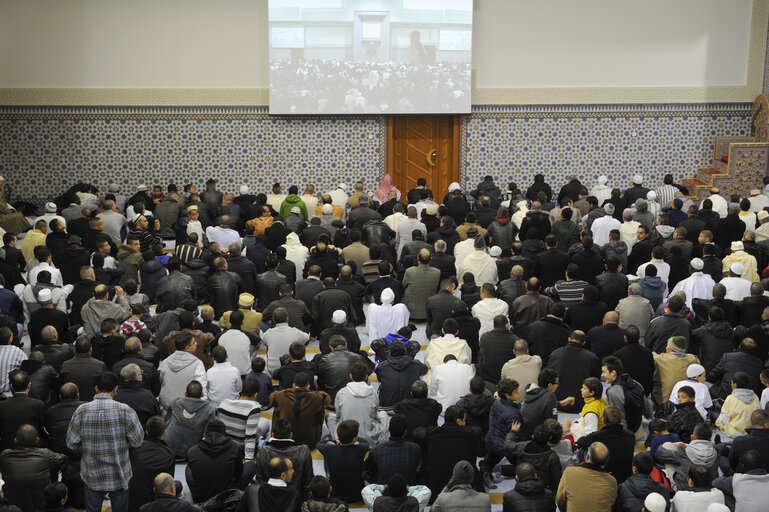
[0,344,26,396]
[545,279,589,307]
[218,398,262,460]
[654,184,677,209]
[173,242,203,264]
[66,394,144,491]
[361,259,382,283]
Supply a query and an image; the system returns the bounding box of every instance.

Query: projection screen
[268,0,473,115]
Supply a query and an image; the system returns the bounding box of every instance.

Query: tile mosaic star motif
[0,104,753,203]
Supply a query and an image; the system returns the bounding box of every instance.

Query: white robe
[749,194,769,213]
[709,194,728,218]
[720,277,752,301]
[367,303,410,342]
[620,221,640,250]
[282,232,309,281]
[453,238,476,270]
[670,272,716,308]
[429,359,474,414]
[591,215,621,246]
[457,250,498,285]
[472,298,509,337]
[590,184,612,206]
[669,379,713,419]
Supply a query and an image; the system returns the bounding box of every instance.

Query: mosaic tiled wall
[0,103,753,203]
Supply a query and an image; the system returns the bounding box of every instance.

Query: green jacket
[552,220,580,252]
[280,194,308,220]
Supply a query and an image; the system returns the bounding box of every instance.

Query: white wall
[0,0,764,102]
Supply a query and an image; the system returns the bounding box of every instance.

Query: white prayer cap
[643,493,666,512]
[332,310,347,324]
[686,364,705,378]
[37,288,52,303]
[108,183,120,192]
[730,262,745,275]
[448,182,460,192]
[137,184,148,192]
[633,174,643,185]
[489,246,502,257]
[646,190,657,200]
[290,206,301,214]
[597,175,607,185]
[690,258,704,270]
[381,288,395,305]
[706,505,730,512]
[45,202,57,213]
[322,204,333,214]
[338,182,348,191]
[239,185,250,194]
[731,241,744,251]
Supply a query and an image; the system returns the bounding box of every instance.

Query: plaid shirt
[66,393,144,491]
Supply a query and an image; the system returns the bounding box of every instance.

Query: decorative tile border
[0,103,755,203]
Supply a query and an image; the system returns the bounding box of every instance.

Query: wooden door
[387,116,460,202]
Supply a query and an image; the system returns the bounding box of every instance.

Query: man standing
[66,372,143,512]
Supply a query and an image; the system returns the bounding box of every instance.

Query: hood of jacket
[117,244,139,259]
[641,275,665,292]
[186,258,207,270]
[140,259,164,272]
[732,388,758,404]
[459,391,495,415]
[604,240,628,256]
[655,225,675,238]
[685,439,718,466]
[345,381,374,398]
[514,476,547,497]
[284,194,302,206]
[165,350,200,372]
[494,216,510,225]
[20,359,44,374]
[436,225,457,238]
[385,354,419,372]
[198,431,236,457]
[176,396,212,414]
[704,320,733,338]
[622,473,664,496]
[523,386,550,404]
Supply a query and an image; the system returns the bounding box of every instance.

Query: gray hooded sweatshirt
[159,350,207,410]
[655,438,719,491]
[163,396,216,458]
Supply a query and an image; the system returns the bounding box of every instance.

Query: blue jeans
[84,486,129,512]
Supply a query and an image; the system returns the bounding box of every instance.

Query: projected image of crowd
[269,59,471,114]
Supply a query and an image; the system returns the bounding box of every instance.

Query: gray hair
[120,363,142,383]
[628,283,643,296]
[434,240,447,254]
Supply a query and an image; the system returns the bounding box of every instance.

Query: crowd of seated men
[0,172,766,512]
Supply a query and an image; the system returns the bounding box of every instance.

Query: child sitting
[480,378,522,487]
[317,420,370,503]
[645,418,679,457]
[716,371,760,438]
[301,475,348,512]
[545,418,574,470]
[505,423,563,491]
[245,356,274,408]
[456,375,495,436]
[563,377,607,442]
[121,303,147,337]
[667,386,706,443]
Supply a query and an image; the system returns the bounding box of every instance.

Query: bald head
[588,442,610,467]
[40,325,58,343]
[604,311,619,324]
[513,339,529,355]
[407,206,417,219]
[153,473,175,496]
[124,337,141,355]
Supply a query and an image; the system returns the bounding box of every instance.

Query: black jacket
[547,342,601,413]
[588,323,626,360]
[155,271,196,314]
[318,325,361,354]
[614,343,655,396]
[113,355,160,396]
[29,308,69,348]
[186,432,244,503]
[520,211,551,241]
[67,279,97,326]
[691,321,734,373]
[452,310,482,363]
[114,381,161,427]
[646,312,692,353]
[497,277,527,311]
[265,221,292,251]
[425,289,458,338]
[0,445,67,512]
[376,355,428,408]
[429,252,456,282]
[361,221,395,247]
[348,206,382,231]
[226,255,257,295]
[536,250,569,289]
[627,237,653,275]
[272,360,317,390]
[139,494,202,512]
[295,278,324,311]
[488,218,517,251]
[595,271,629,310]
[44,399,85,458]
[19,359,58,407]
[182,259,210,303]
[426,226,460,255]
[568,247,604,284]
[305,249,340,280]
[0,393,46,452]
[254,270,288,311]
[456,391,495,436]
[525,316,570,367]
[707,349,763,399]
[335,277,365,325]
[477,328,518,384]
[35,341,73,373]
[413,423,483,500]
[206,270,243,318]
[502,477,555,512]
[714,213,746,252]
[313,347,368,401]
[577,424,636,484]
[393,398,442,441]
[129,438,175,512]
[729,427,769,471]
[565,299,608,333]
[617,473,670,512]
[239,482,300,512]
[311,288,356,336]
[262,295,311,330]
[59,244,91,285]
[520,387,558,438]
[60,354,108,402]
[667,401,703,443]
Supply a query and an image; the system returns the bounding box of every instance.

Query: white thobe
[670,272,716,308]
[709,194,728,218]
[620,221,640,250]
[429,360,475,414]
[472,298,509,337]
[720,277,752,301]
[457,251,498,285]
[591,216,621,246]
[366,303,410,341]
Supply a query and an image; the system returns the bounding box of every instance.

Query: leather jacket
[361,220,395,247]
[206,270,243,317]
[155,271,196,314]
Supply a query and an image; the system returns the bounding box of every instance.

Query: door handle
[426,149,437,167]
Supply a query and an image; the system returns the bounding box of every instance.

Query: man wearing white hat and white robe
[328,183,349,209]
[456,235,497,286]
[755,210,769,242]
[590,175,612,206]
[720,262,753,300]
[668,363,713,419]
[366,287,410,342]
[670,258,715,309]
[591,204,621,246]
[722,241,759,282]
[33,203,66,231]
[748,188,769,213]
[645,190,662,219]
[708,187,728,218]
[623,175,651,205]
